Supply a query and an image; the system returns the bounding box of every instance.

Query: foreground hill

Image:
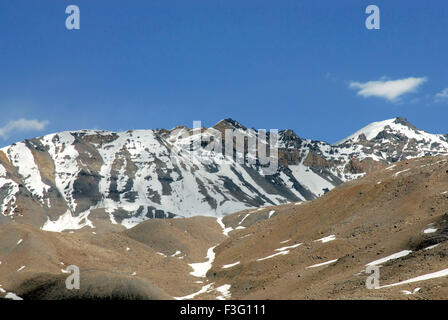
[207,155,448,299]
[0,155,447,300]
[0,117,447,231]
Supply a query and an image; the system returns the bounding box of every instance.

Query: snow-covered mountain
[335,117,448,159]
[0,117,446,231]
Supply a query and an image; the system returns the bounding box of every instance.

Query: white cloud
[349,77,427,102]
[435,88,448,103]
[0,118,49,139]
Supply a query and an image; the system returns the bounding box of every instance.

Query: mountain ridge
[0,117,446,232]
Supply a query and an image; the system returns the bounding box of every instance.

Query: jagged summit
[393,116,420,131]
[213,118,247,131]
[279,129,303,149]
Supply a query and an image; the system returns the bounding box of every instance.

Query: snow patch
[42,209,94,232]
[5,142,51,207]
[275,243,302,252]
[239,213,251,225]
[314,235,336,243]
[5,292,23,300]
[401,288,421,295]
[222,261,240,269]
[217,217,233,237]
[257,240,302,261]
[174,283,214,300]
[289,164,335,197]
[215,284,232,300]
[424,244,440,251]
[189,246,216,278]
[257,251,290,261]
[306,259,338,269]
[394,168,410,176]
[40,133,80,212]
[378,268,448,289]
[174,282,232,301]
[366,250,412,267]
[171,250,182,257]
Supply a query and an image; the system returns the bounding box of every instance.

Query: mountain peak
[279,129,303,148]
[335,118,395,145]
[213,118,247,131]
[393,117,419,131]
[335,117,423,145]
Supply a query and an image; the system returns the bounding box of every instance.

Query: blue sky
[0,0,447,146]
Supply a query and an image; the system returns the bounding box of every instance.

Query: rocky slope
[1,155,447,300]
[0,117,447,231]
[207,156,448,299]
